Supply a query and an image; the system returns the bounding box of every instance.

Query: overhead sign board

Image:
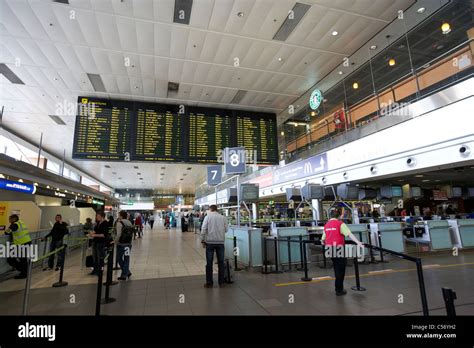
[273,153,327,185]
[223,147,247,175]
[0,179,36,195]
[207,165,223,186]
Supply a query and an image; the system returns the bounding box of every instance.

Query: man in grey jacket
[200,205,228,288]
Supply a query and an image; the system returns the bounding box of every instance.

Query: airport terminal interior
[0,0,473,319]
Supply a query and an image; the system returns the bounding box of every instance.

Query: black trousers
[7,242,32,277]
[331,257,347,293]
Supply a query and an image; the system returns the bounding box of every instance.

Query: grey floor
[1,249,473,316]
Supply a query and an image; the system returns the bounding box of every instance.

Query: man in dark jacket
[43,214,69,271]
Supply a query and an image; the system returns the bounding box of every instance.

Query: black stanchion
[287,236,292,271]
[377,232,388,263]
[233,236,242,271]
[366,228,377,264]
[113,245,121,270]
[103,245,118,286]
[273,236,283,274]
[415,258,429,316]
[52,246,68,288]
[441,287,457,316]
[95,266,104,316]
[350,247,366,291]
[297,235,304,271]
[102,248,117,304]
[301,241,311,281]
[262,236,269,274]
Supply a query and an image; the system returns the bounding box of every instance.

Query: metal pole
[301,241,311,281]
[377,231,388,263]
[262,236,268,274]
[367,227,377,264]
[237,176,241,226]
[233,236,240,271]
[287,236,292,271]
[81,239,86,270]
[36,132,43,168]
[95,266,103,316]
[274,236,281,273]
[415,258,429,316]
[22,259,33,316]
[350,250,366,291]
[103,246,118,287]
[61,149,66,176]
[297,235,304,271]
[41,237,49,270]
[52,246,68,287]
[441,288,457,316]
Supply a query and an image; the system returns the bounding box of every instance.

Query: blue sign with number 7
[207,165,222,186]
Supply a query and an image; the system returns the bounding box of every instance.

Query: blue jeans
[117,244,131,277]
[205,244,225,285]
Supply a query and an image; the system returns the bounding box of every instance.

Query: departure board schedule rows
[133,107,183,161]
[73,97,278,164]
[73,99,131,160]
[188,112,232,163]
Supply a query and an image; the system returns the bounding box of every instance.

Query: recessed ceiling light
[417,7,426,14]
[338,71,343,75]
[278,57,283,62]
[441,22,451,34]
[331,31,338,36]
[237,11,244,17]
[370,45,377,50]
[388,58,396,66]
[352,82,359,89]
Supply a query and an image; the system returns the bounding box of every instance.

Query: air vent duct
[230,90,248,104]
[0,64,24,84]
[87,73,106,92]
[273,3,311,41]
[49,115,67,125]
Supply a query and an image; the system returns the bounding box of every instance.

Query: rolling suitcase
[224,258,234,284]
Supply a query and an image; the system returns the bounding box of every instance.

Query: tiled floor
[1,223,473,316]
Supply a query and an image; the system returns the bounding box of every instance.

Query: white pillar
[252,203,257,221]
[311,199,321,221]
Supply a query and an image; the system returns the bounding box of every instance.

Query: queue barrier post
[274,236,283,274]
[297,235,304,271]
[52,245,68,288]
[262,236,269,274]
[287,236,292,271]
[102,247,117,304]
[415,258,429,316]
[41,237,49,270]
[441,287,457,316]
[95,263,104,316]
[21,258,33,316]
[301,240,311,281]
[350,244,366,292]
[377,231,388,263]
[366,228,377,264]
[233,236,242,271]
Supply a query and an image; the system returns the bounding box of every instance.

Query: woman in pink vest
[322,208,364,296]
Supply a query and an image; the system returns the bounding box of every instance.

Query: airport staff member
[322,208,363,296]
[200,205,228,288]
[4,214,32,279]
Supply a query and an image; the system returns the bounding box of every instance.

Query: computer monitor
[358,188,377,200]
[301,184,324,200]
[391,186,403,197]
[468,188,474,197]
[379,186,393,199]
[452,187,462,197]
[337,184,359,200]
[411,186,422,198]
[240,184,259,202]
[323,186,336,200]
[286,188,301,202]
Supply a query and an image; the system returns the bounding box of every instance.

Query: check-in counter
[225,226,263,268]
[457,219,474,247]
[376,222,405,253]
[266,227,308,268]
[425,220,453,250]
[346,224,370,244]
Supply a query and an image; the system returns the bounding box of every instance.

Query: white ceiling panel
[189,0,215,29]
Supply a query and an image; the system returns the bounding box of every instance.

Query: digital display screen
[391,186,403,197]
[411,186,422,198]
[452,187,462,197]
[133,103,183,162]
[73,98,131,160]
[73,98,278,164]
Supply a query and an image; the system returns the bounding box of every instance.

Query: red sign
[433,190,448,200]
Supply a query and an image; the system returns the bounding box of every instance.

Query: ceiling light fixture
[352,82,359,89]
[237,11,244,17]
[338,71,343,75]
[278,57,283,62]
[280,131,285,136]
[332,31,338,36]
[388,58,396,66]
[441,22,451,34]
[370,45,377,50]
[417,7,426,14]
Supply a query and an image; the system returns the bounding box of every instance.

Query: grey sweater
[200,212,228,244]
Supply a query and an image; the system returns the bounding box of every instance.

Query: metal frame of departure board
[72,97,279,165]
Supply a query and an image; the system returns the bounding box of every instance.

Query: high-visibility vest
[12,220,32,245]
[323,219,345,246]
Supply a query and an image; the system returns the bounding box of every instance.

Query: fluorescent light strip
[0,64,24,84]
[273,3,311,41]
[87,73,106,92]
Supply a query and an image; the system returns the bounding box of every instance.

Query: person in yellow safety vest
[5,214,32,279]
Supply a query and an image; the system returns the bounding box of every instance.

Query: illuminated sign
[54,191,66,198]
[92,199,105,205]
[0,179,36,194]
[309,89,323,110]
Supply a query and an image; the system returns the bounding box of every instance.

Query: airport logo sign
[0,179,36,194]
[309,89,323,110]
[273,153,327,185]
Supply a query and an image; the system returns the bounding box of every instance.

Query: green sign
[309,89,323,110]
[92,199,104,205]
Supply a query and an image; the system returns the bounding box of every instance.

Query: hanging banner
[0,202,9,232]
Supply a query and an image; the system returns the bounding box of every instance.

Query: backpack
[118,221,134,244]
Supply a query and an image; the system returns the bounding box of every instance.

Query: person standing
[149,214,155,230]
[321,208,363,296]
[115,211,133,280]
[42,214,69,271]
[134,214,143,238]
[5,215,32,279]
[200,205,228,288]
[89,212,110,276]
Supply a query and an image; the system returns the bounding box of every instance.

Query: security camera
[370,165,377,174]
[459,145,470,156]
[406,157,416,166]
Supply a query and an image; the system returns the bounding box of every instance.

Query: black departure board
[188,108,232,163]
[73,97,278,164]
[73,97,131,160]
[236,112,278,165]
[133,103,184,161]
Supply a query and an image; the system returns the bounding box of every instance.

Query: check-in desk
[424,220,456,250]
[225,226,263,269]
[457,219,474,247]
[376,222,405,253]
[266,227,308,268]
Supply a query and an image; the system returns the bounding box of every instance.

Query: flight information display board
[73,97,278,164]
[188,107,232,163]
[73,97,131,160]
[236,111,278,165]
[133,103,184,161]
